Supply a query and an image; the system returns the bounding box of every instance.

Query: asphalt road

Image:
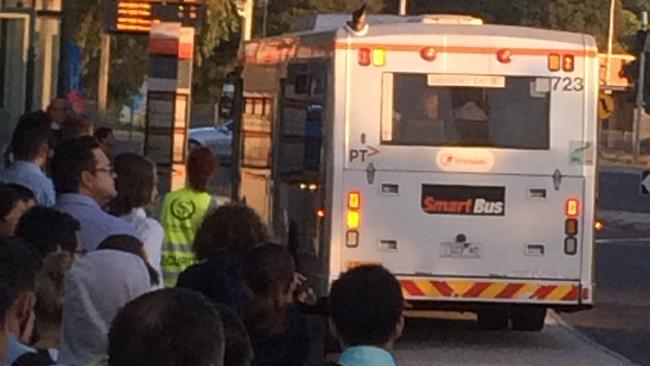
[390,312,632,365]
[560,239,650,366]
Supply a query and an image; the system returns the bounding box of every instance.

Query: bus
[233,12,598,331]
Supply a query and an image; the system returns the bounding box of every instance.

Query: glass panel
[0,16,28,160]
[382,73,550,150]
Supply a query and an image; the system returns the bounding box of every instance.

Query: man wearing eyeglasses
[51,136,136,252]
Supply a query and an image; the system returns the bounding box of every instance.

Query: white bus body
[236,14,597,330]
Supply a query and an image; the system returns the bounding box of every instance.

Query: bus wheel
[477,310,509,331]
[510,308,547,332]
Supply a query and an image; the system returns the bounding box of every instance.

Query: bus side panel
[580,39,599,305]
[326,47,350,284]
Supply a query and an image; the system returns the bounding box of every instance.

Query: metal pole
[634,11,648,162]
[262,0,268,37]
[98,33,110,113]
[399,0,407,15]
[242,0,253,41]
[606,0,616,86]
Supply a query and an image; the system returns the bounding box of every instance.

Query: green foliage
[264,0,385,36]
[65,0,650,112]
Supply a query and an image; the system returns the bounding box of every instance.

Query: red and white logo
[436,149,495,172]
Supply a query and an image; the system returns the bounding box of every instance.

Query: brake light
[497,49,512,64]
[562,54,575,72]
[358,48,371,66]
[420,47,437,62]
[565,218,578,236]
[317,209,326,218]
[565,198,580,218]
[347,211,360,230]
[348,192,361,209]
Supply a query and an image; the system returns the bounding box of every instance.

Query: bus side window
[304,104,323,171]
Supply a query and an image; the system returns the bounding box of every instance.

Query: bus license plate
[441,242,482,259]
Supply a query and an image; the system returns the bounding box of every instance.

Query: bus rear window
[381,74,550,150]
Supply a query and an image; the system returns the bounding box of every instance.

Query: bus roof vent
[413,14,483,25]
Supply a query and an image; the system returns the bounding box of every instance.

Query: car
[188,120,233,164]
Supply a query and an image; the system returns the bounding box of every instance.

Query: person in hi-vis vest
[161,147,219,287]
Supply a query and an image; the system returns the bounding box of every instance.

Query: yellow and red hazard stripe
[399,277,582,303]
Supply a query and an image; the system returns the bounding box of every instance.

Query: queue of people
[0,99,406,366]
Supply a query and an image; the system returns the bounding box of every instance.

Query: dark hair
[0,281,13,326]
[243,243,295,341]
[10,111,51,161]
[193,204,269,261]
[97,235,160,286]
[51,136,100,194]
[94,127,113,142]
[187,147,218,192]
[5,184,35,203]
[330,265,403,347]
[108,288,224,366]
[110,153,156,216]
[213,303,254,366]
[61,117,92,141]
[0,237,42,294]
[16,206,81,257]
[0,184,24,219]
[46,97,70,115]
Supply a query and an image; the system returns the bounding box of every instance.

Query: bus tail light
[346,230,359,248]
[565,198,580,218]
[420,47,437,62]
[358,48,371,66]
[346,191,361,245]
[564,237,578,255]
[358,48,385,67]
[372,48,386,66]
[348,192,361,209]
[565,218,578,236]
[562,54,575,72]
[548,54,561,71]
[497,49,512,64]
[548,54,575,72]
[347,211,360,230]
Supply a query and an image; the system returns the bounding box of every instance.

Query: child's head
[330,265,404,348]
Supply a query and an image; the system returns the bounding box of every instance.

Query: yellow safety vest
[160,187,214,287]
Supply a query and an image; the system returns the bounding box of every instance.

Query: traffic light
[634,30,650,54]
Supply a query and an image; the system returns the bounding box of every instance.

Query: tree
[264,0,385,37]
[63,0,240,116]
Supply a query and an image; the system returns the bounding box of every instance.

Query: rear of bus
[328,18,597,329]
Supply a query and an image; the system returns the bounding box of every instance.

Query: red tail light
[420,47,437,62]
[358,48,371,66]
[565,198,580,218]
[497,49,512,64]
[562,54,575,72]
